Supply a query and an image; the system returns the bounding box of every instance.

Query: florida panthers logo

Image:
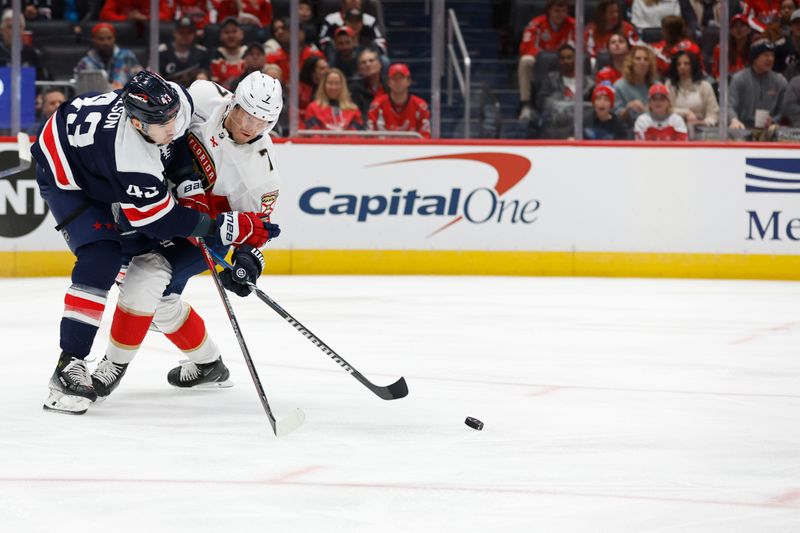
[261,191,278,217]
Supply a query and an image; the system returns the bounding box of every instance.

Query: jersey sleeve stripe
[41,115,79,191]
[120,194,175,226]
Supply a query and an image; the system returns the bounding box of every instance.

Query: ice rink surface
[1,274,799,532]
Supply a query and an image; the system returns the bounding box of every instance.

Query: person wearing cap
[99,0,172,22]
[265,17,325,84]
[368,63,431,139]
[210,16,246,89]
[633,83,689,141]
[230,42,266,90]
[75,22,141,89]
[631,0,680,31]
[665,50,719,129]
[584,83,630,140]
[613,45,657,124]
[712,14,753,79]
[329,25,359,79]
[728,39,787,138]
[159,16,210,86]
[344,7,387,55]
[318,0,385,57]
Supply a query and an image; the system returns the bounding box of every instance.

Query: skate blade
[171,379,234,390]
[42,390,91,415]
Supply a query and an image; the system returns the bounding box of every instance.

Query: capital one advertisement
[0,140,799,257]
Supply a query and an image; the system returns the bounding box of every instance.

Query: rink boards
[0,137,799,279]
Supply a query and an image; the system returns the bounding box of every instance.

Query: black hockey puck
[465,417,484,430]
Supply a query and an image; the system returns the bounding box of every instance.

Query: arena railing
[446,8,472,139]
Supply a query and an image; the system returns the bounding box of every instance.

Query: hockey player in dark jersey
[31,70,278,415]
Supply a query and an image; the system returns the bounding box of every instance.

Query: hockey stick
[0,133,32,179]
[197,238,305,437]
[208,248,408,401]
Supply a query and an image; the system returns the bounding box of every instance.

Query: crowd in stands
[0,0,430,139]
[516,0,800,141]
[3,0,799,141]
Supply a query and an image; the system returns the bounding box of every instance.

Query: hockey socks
[106,304,155,364]
[60,284,108,357]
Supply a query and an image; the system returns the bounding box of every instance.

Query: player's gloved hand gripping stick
[197,238,305,437]
[208,247,409,401]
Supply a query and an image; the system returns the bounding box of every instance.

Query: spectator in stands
[319,0,384,57]
[300,0,319,44]
[231,42,266,89]
[729,39,787,140]
[665,50,719,131]
[712,14,752,79]
[239,0,273,28]
[172,0,208,30]
[264,16,286,55]
[680,0,722,35]
[782,9,800,79]
[29,86,64,134]
[585,0,640,60]
[159,16,210,85]
[210,16,246,89]
[595,31,630,85]
[614,45,657,124]
[0,9,48,80]
[652,16,703,75]
[329,25,359,79]
[266,18,324,84]
[781,0,797,34]
[741,0,782,33]
[631,0,681,30]
[634,83,689,140]
[584,83,630,139]
[1,0,53,20]
[344,7,387,57]
[350,46,386,119]
[368,63,431,138]
[781,69,800,124]
[304,68,364,131]
[299,55,329,121]
[75,22,140,89]
[99,0,172,22]
[517,0,575,121]
[536,44,594,138]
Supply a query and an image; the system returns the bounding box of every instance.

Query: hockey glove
[175,179,210,215]
[220,245,264,297]
[215,211,280,248]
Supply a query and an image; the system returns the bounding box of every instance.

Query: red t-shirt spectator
[266,45,325,84]
[304,102,364,130]
[100,0,173,21]
[741,0,781,32]
[652,39,702,75]
[368,93,431,139]
[519,14,576,57]
[712,45,749,79]
[240,0,273,28]
[634,113,689,140]
[585,20,639,58]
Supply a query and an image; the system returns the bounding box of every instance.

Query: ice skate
[167,357,233,389]
[91,356,129,400]
[43,352,97,415]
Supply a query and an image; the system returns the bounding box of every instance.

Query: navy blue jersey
[31,84,202,241]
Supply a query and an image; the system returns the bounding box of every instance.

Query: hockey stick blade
[0,133,32,179]
[208,248,408,400]
[197,239,305,437]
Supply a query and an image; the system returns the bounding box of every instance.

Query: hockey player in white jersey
[90,71,284,399]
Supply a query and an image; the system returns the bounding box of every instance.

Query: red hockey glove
[215,211,280,247]
[175,179,210,215]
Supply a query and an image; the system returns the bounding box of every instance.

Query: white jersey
[186,80,280,219]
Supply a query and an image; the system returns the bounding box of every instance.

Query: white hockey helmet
[234,71,283,132]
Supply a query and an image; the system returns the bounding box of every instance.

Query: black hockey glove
[220,245,264,297]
